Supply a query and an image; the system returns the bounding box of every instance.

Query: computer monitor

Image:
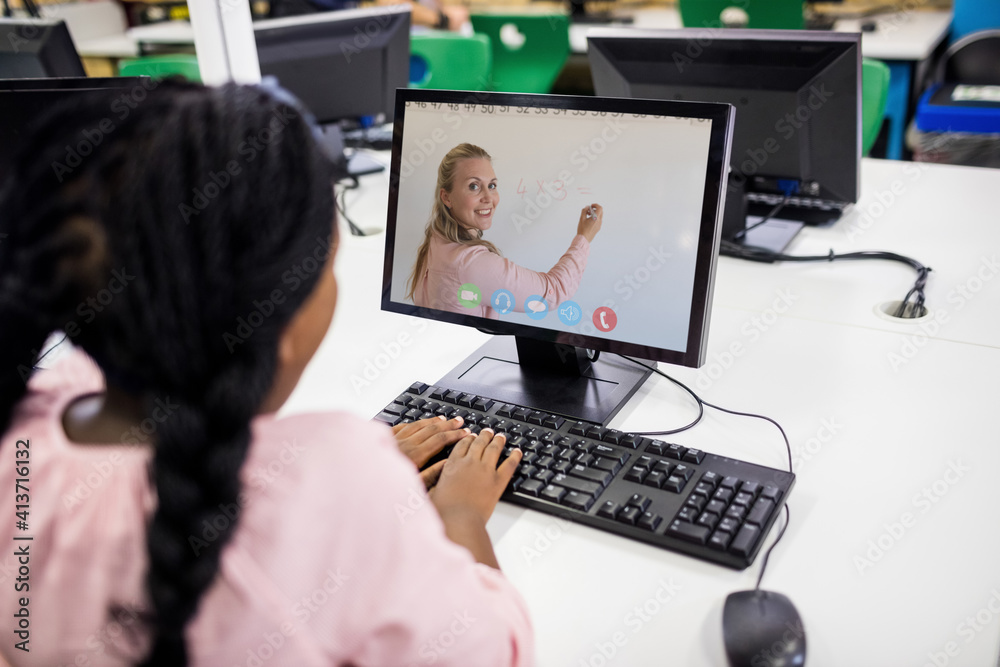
[0,77,148,185]
[588,28,861,250]
[0,19,85,79]
[254,6,410,127]
[382,89,734,424]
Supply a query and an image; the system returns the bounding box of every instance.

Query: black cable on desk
[720,240,932,319]
[733,195,790,241]
[618,354,795,586]
[335,177,366,237]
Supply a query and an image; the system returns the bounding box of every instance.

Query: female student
[407,143,604,318]
[0,82,531,665]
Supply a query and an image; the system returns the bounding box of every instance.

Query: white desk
[292,156,1000,666]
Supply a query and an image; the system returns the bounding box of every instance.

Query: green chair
[679,0,804,30]
[410,32,492,90]
[469,12,570,93]
[118,54,201,83]
[862,58,891,156]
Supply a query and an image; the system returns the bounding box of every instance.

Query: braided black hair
[0,80,337,664]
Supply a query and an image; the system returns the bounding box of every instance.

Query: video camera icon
[457,283,482,309]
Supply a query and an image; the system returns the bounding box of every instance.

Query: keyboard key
[741,481,762,498]
[593,457,622,474]
[627,493,651,511]
[643,470,666,489]
[444,390,462,403]
[665,443,686,460]
[700,471,721,486]
[724,504,747,522]
[542,415,565,429]
[536,456,555,469]
[586,425,606,440]
[534,469,554,485]
[635,455,654,470]
[395,393,413,406]
[404,408,422,420]
[685,495,707,512]
[625,465,647,483]
[620,434,642,449]
[696,512,719,530]
[717,517,741,534]
[677,506,699,522]
[527,411,546,425]
[519,479,544,497]
[573,440,596,454]
[410,398,427,409]
[733,491,754,507]
[472,398,494,412]
[705,500,727,516]
[708,530,733,551]
[692,482,714,498]
[682,448,705,464]
[496,404,515,418]
[720,476,740,490]
[594,444,629,464]
[541,444,559,456]
[652,460,673,475]
[557,447,576,460]
[576,454,596,468]
[746,498,776,527]
[457,393,476,408]
[672,464,693,481]
[602,429,625,445]
[541,484,567,504]
[562,491,594,511]
[552,474,601,497]
[384,402,408,416]
[730,523,761,557]
[761,485,783,502]
[569,422,588,436]
[713,487,734,505]
[647,439,669,456]
[617,506,641,525]
[375,412,401,426]
[597,500,620,519]
[667,520,710,545]
[518,464,539,479]
[512,408,531,422]
[662,475,687,493]
[429,387,447,400]
[638,512,662,531]
[552,461,572,475]
[408,382,429,394]
[540,432,558,444]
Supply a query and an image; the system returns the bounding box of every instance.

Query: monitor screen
[254,6,410,126]
[382,89,733,423]
[0,77,149,185]
[588,28,860,228]
[0,20,85,79]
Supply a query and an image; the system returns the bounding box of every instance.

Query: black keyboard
[376,382,795,570]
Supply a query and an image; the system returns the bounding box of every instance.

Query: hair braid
[0,81,337,665]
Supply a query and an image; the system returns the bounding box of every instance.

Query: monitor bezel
[0,19,86,79]
[381,89,734,368]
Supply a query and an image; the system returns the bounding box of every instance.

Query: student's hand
[577,203,603,242]
[392,416,470,490]
[430,429,522,526]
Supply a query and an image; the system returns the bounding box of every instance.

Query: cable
[755,504,790,590]
[617,354,794,586]
[334,177,366,237]
[733,195,790,241]
[720,241,932,319]
[617,355,704,435]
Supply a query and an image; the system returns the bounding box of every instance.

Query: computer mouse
[722,589,806,667]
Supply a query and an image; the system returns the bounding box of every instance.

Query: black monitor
[382,89,734,424]
[0,77,148,185]
[254,6,410,127]
[588,28,861,251]
[0,19,85,79]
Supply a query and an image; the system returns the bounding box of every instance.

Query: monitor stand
[317,123,385,178]
[434,336,652,426]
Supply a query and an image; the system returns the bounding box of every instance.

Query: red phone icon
[593,307,617,332]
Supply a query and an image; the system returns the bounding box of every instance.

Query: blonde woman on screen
[407,143,603,318]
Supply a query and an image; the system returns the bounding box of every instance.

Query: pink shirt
[415,233,590,318]
[0,350,533,666]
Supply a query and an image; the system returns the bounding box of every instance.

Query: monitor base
[434,336,652,426]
